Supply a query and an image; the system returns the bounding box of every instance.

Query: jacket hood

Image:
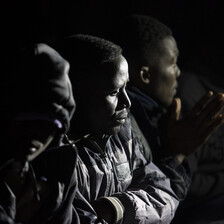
[1,43,76,134]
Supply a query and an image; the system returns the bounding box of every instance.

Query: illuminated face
[147,36,181,107]
[79,55,131,136]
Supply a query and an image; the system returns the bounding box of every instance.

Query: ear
[140,66,150,84]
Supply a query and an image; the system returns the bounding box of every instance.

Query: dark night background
[1,0,224,86]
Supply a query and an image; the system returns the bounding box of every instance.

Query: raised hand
[164,91,224,163]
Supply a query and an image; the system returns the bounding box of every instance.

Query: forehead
[160,36,179,57]
[93,55,129,92]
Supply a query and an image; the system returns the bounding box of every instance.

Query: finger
[196,92,224,124]
[167,98,181,126]
[200,113,224,143]
[175,98,181,120]
[187,91,213,118]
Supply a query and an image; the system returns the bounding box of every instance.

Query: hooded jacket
[0,43,79,224]
[74,116,180,224]
[1,43,75,135]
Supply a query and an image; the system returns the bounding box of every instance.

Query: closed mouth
[113,111,128,125]
[115,111,128,120]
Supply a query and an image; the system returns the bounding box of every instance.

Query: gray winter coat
[74,117,179,224]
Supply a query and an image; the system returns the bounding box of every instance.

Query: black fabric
[0,144,79,224]
[0,43,79,224]
[0,209,17,224]
[171,72,224,224]
[1,43,75,134]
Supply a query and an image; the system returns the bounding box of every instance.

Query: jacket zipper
[85,137,114,196]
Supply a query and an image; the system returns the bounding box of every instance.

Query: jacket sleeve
[0,210,17,224]
[0,182,18,224]
[130,110,191,201]
[36,144,80,224]
[154,156,191,200]
[111,137,180,224]
[73,190,108,224]
[185,132,224,201]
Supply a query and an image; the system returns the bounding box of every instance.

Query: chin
[106,125,122,136]
[162,96,174,107]
[166,100,174,107]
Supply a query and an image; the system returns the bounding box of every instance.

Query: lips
[114,111,128,124]
[115,110,128,120]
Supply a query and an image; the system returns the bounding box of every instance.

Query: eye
[110,90,119,96]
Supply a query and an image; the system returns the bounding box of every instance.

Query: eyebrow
[104,79,129,94]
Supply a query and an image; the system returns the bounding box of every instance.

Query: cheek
[159,69,176,90]
[104,96,118,115]
[87,97,117,124]
[151,71,174,100]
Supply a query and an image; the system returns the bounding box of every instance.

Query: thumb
[168,97,181,125]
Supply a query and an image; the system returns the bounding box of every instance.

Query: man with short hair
[57,34,188,224]
[109,14,224,202]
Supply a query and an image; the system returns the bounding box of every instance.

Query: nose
[119,89,131,110]
[176,65,181,78]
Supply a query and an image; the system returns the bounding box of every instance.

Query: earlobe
[140,66,150,84]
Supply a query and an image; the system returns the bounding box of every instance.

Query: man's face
[79,55,131,136]
[147,36,181,107]
[6,119,57,162]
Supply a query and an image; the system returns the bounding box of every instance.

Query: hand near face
[164,91,224,163]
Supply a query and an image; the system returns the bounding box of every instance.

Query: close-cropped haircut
[113,14,172,66]
[56,34,123,89]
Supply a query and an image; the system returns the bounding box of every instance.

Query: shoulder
[34,144,78,182]
[44,144,78,163]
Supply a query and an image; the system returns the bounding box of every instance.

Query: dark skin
[2,119,57,222]
[130,36,224,163]
[69,55,130,223]
[165,92,224,163]
[69,55,131,147]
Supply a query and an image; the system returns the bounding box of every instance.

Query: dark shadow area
[1,0,224,85]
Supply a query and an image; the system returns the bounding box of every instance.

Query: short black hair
[113,14,173,66]
[57,34,123,89]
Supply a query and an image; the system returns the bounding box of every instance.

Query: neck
[91,133,110,150]
[81,133,110,156]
